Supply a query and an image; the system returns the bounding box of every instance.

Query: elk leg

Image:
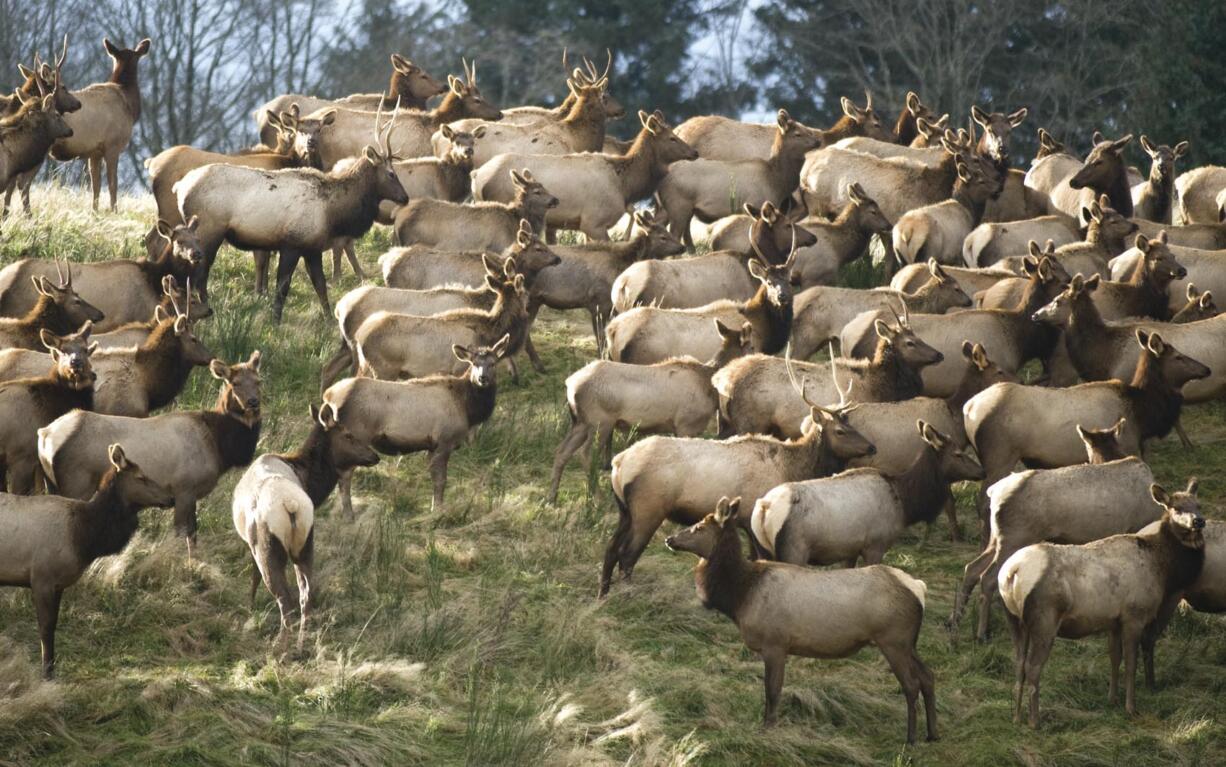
[2,179,13,218]
[87,156,103,211]
[523,332,545,373]
[428,445,453,511]
[977,556,1007,643]
[1107,629,1122,705]
[253,251,272,294]
[332,247,345,282]
[320,342,353,394]
[914,650,939,741]
[505,355,520,385]
[302,251,331,317]
[761,648,786,728]
[254,527,293,635]
[599,502,632,597]
[1023,618,1057,728]
[880,642,922,744]
[950,545,995,635]
[1122,625,1142,715]
[1142,595,1181,691]
[548,421,590,504]
[248,548,262,606]
[294,531,314,650]
[596,424,615,469]
[1005,610,1026,724]
[19,168,33,215]
[173,496,199,560]
[1174,419,1194,448]
[32,582,62,680]
[944,496,962,542]
[343,242,365,282]
[272,250,301,323]
[337,467,355,519]
[9,456,37,495]
[105,150,120,211]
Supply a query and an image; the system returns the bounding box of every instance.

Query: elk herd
[3,34,1226,746]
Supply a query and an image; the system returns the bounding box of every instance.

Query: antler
[54,256,70,289]
[828,340,853,408]
[56,35,68,70]
[784,344,815,408]
[184,277,192,322]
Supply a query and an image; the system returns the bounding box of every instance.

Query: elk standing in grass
[38,352,263,559]
[0,444,173,678]
[395,169,559,250]
[666,497,938,743]
[232,403,379,648]
[0,92,75,220]
[323,336,510,516]
[49,38,150,211]
[0,268,105,350]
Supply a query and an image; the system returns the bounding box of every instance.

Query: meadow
[0,184,1224,766]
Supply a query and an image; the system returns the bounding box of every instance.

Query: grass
[1,182,1225,766]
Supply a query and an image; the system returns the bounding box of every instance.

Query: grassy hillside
[1,184,1224,766]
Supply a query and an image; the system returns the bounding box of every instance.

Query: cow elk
[1132,136,1188,223]
[395,169,559,251]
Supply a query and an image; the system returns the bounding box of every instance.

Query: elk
[656,110,823,248]
[892,154,1005,266]
[950,419,1176,642]
[38,351,262,559]
[48,38,150,211]
[1108,242,1226,313]
[894,91,937,146]
[1063,232,1186,321]
[323,336,510,515]
[0,269,105,350]
[995,195,1139,280]
[0,228,199,330]
[752,420,982,568]
[0,92,74,215]
[1173,165,1226,224]
[176,107,408,320]
[232,403,379,647]
[497,53,624,126]
[601,398,874,596]
[1048,132,1135,218]
[525,209,684,359]
[974,245,1071,311]
[783,183,894,286]
[254,53,446,145]
[1171,283,1218,322]
[674,91,889,162]
[90,276,213,349]
[833,114,951,164]
[998,484,1204,727]
[0,443,173,678]
[963,214,1080,268]
[548,320,752,503]
[0,325,95,493]
[470,111,698,240]
[2,40,82,216]
[606,252,795,364]
[312,60,501,166]
[706,197,814,258]
[395,169,559,250]
[963,330,1209,525]
[665,497,937,743]
[890,261,1019,298]
[353,271,530,381]
[378,125,476,222]
[1131,136,1188,223]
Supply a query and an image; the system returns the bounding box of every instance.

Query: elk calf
[999,485,1204,726]
[232,403,379,647]
[323,337,510,515]
[0,444,173,677]
[666,497,937,743]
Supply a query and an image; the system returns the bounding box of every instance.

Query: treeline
[4,0,1225,188]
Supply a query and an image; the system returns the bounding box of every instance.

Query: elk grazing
[789,260,970,360]
[665,497,937,743]
[2,41,81,216]
[38,351,263,559]
[998,483,1205,727]
[175,106,408,319]
[674,91,888,162]
[1131,136,1188,223]
[395,169,559,251]
[601,398,874,596]
[1173,165,1226,225]
[471,111,698,240]
[751,420,982,567]
[0,444,174,678]
[0,92,74,216]
[950,419,1176,642]
[0,326,95,493]
[548,320,752,503]
[48,38,150,211]
[323,336,510,515]
[254,53,446,145]
[656,110,823,248]
[893,154,1005,266]
[0,227,198,330]
[523,209,685,359]
[963,330,1209,521]
[606,252,795,365]
[231,403,379,647]
[0,268,105,350]
[312,61,501,166]
[353,270,530,381]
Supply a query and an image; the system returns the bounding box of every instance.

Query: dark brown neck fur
[892,447,949,525]
[72,469,142,563]
[741,285,792,355]
[695,525,756,620]
[1124,351,1183,440]
[280,423,341,507]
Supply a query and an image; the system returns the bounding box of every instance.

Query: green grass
[1,183,1225,766]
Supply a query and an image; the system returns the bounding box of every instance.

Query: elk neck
[136,321,198,411]
[461,374,498,427]
[201,389,262,468]
[1149,520,1206,595]
[280,422,342,507]
[741,284,792,355]
[613,128,668,203]
[429,91,467,126]
[72,468,142,563]
[695,523,756,620]
[893,446,948,525]
[1125,350,1183,440]
[109,56,142,120]
[871,336,925,399]
[325,161,385,240]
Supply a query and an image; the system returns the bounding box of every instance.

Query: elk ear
[1157,229,1169,245]
[209,359,230,380]
[742,202,761,218]
[1083,274,1101,291]
[480,252,500,276]
[17,63,34,79]
[971,342,989,369]
[1022,255,1039,275]
[1092,130,1106,145]
[955,158,973,183]
[491,333,511,358]
[363,146,381,164]
[320,402,339,429]
[484,273,500,292]
[906,91,921,114]
[134,39,151,56]
[1146,332,1167,356]
[173,315,188,335]
[308,403,321,424]
[156,219,174,241]
[1111,417,1126,437]
[39,328,59,351]
[1150,483,1172,508]
[1135,233,1151,253]
[746,258,768,281]
[509,169,526,188]
[31,276,54,296]
[512,273,525,292]
[1186,477,1199,496]
[928,260,948,280]
[971,105,988,127]
[1075,423,1091,441]
[918,420,946,449]
[440,124,454,139]
[840,96,857,119]
[1201,291,1214,309]
[776,109,790,131]
[1139,134,1155,155]
[874,319,895,340]
[1007,107,1028,127]
[714,320,736,339]
[451,344,472,362]
[319,109,337,127]
[248,350,262,372]
[103,38,120,57]
[726,496,741,520]
[1173,141,1189,158]
[960,340,976,360]
[108,443,130,471]
[1080,205,1095,226]
[472,125,487,139]
[1111,134,1134,152]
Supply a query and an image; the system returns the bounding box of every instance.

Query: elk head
[1152,481,1206,550]
[918,420,984,481]
[454,334,510,388]
[106,443,176,508]
[363,103,409,205]
[1069,132,1133,192]
[1075,417,1128,463]
[970,105,1028,166]
[438,125,476,165]
[1080,194,1138,244]
[746,250,796,309]
[1021,242,1072,295]
[153,216,205,271]
[873,302,944,368]
[510,169,560,216]
[210,350,263,427]
[920,260,973,308]
[839,90,893,142]
[1135,230,1186,284]
[160,275,213,320]
[1032,272,1097,326]
[389,53,446,102]
[1173,283,1217,323]
[846,182,892,234]
[102,37,151,82]
[32,260,104,324]
[637,109,698,163]
[665,496,741,557]
[774,108,823,154]
[312,402,379,469]
[1035,128,1066,159]
[960,340,1018,388]
[744,198,816,261]
[633,209,686,257]
[447,59,502,120]
[41,320,97,389]
[1139,135,1189,186]
[287,104,334,169]
[25,38,80,114]
[581,52,624,119]
[1135,329,1210,389]
[155,278,216,365]
[912,114,950,147]
[506,220,561,280]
